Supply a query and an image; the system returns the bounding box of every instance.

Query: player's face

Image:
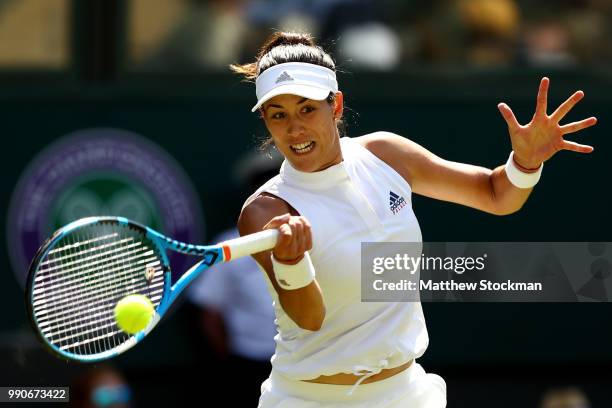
[262,92,344,172]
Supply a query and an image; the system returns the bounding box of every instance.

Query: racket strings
[31,223,165,356]
[66,228,103,355]
[44,233,121,258]
[38,258,163,342]
[37,279,164,340]
[34,267,164,324]
[33,247,159,304]
[33,242,155,313]
[35,239,151,282]
[92,225,119,355]
[64,231,90,355]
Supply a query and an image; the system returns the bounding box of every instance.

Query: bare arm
[361,78,596,215]
[363,133,530,215]
[238,194,325,331]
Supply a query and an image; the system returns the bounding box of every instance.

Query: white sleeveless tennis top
[249,134,429,382]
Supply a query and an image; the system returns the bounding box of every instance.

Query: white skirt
[258,362,446,408]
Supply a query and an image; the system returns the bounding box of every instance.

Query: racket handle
[221,229,279,261]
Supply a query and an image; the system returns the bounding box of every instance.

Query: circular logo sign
[7,128,204,288]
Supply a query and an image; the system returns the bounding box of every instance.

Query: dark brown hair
[230,32,336,80]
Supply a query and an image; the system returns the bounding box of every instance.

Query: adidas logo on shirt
[389,191,407,214]
[275,71,294,83]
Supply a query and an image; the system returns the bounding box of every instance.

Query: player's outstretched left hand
[497,77,597,170]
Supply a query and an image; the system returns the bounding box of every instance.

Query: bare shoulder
[354,131,420,158]
[353,131,405,147]
[353,132,428,186]
[238,193,295,236]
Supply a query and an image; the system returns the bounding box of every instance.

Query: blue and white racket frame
[25,216,277,363]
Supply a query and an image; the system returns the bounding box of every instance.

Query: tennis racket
[26,216,278,362]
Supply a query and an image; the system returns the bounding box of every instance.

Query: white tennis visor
[252,62,338,112]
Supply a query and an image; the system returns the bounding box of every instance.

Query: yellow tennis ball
[114,294,155,334]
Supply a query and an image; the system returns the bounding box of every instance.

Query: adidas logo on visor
[389,191,407,214]
[275,71,294,83]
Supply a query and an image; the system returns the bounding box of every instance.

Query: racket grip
[221,229,279,261]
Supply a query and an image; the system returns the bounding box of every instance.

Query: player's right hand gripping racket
[26,216,278,362]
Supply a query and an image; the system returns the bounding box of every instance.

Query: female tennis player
[234,32,596,407]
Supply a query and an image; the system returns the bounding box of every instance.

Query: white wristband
[505,151,543,189]
[271,252,315,290]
